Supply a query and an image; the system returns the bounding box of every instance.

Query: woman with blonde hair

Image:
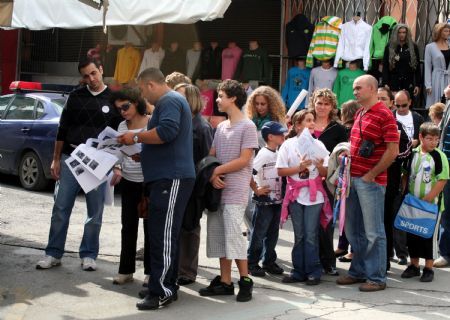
[246,86,286,147]
[424,22,450,108]
[307,88,347,276]
[429,102,445,126]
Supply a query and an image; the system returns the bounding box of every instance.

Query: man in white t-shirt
[394,90,424,148]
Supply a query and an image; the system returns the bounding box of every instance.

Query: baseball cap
[261,121,288,141]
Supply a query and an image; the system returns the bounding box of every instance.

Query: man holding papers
[36,59,121,272]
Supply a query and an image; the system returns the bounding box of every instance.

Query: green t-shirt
[408,146,450,211]
[332,68,365,109]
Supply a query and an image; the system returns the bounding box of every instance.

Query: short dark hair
[420,122,440,137]
[378,87,395,101]
[78,59,102,73]
[217,79,247,109]
[138,68,166,84]
[110,87,147,115]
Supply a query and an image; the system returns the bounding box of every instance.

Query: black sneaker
[263,262,284,275]
[398,257,408,265]
[281,275,305,283]
[136,292,178,310]
[236,276,253,302]
[199,276,234,296]
[306,276,320,286]
[401,265,421,278]
[249,265,266,277]
[138,289,149,299]
[324,267,339,276]
[420,267,434,282]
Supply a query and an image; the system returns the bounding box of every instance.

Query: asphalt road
[1,175,450,320]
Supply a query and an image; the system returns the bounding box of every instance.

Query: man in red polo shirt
[336,75,399,292]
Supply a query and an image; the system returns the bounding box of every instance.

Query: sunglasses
[395,103,409,109]
[117,102,131,112]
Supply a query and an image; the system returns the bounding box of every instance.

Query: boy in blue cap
[248,121,287,277]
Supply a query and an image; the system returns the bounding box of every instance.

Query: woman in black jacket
[174,83,214,285]
[308,88,347,275]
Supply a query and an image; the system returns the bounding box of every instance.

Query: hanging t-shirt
[281,66,311,110]
[221,46,242,80]
[139,47,165,75]
[308,66,337,98]
[253,147,283,204]
[396,111,414,140]
[332,68,365,109]
[234,47,270,84]
[186,49,201,78]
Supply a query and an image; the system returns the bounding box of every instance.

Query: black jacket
[182,156,222,231]
[285,14,314,58]
[317,121,348,153]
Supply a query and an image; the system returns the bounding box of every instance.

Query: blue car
[0,83,69,190]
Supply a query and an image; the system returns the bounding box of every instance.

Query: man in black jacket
[393,90,424,148]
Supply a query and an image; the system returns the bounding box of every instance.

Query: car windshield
[51,98,66,114]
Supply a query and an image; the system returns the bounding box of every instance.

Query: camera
[358,140,376,158]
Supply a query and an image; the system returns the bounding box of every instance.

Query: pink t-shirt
[213,119,258,204]
[222,46,242,80]
[200,89,214,116]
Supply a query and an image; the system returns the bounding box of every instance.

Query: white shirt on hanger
[333,19,372,71]
[139,47,165,75]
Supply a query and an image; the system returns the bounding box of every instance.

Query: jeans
[345,177,387,283]
[247,203,281,267]
[289,201,322,280]
[439,182,450,260]
[45,154,105,259]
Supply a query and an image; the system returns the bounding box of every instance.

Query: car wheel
[19,152,48,191]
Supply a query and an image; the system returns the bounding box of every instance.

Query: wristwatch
[133,133,139,144]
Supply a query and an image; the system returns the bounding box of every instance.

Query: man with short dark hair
[336,75,399,292]
[119,67,195,310]
[36,59,122,272]
[394,90,424,148]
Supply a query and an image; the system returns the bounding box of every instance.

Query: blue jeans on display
[45,154,106,260]
[289,201,322,280]
[345,177,387,284]
[247,203,281,267]
[439,182,450,260]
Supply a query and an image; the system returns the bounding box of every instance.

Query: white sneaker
[433,256,449,268]
[113,273,133,285]
[36,255,61,269]
[81,257,97,271]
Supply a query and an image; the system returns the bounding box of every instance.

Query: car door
[0,95,36,173]
[0,95,14,171]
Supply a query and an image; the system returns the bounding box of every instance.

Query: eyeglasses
[117,102,131,112]
[395,103,409,109]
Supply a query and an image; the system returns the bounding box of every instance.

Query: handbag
[137,193,149,219]
[394,193,439,239]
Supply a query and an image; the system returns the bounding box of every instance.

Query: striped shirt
[117,120,145,183]
[408,147,449,210]
[306,16,342,68]
[213,119,258,205]
[350,101,399,186]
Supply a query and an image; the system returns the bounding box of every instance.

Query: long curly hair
[388,24,418,70]
[307,88,339,122]
[246,86,286,123]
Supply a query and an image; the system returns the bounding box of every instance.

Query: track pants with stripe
[146,178,195,298]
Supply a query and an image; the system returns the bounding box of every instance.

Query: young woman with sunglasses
[109,87,151,285]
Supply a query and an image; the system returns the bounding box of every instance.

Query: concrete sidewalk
[1,182,450,319]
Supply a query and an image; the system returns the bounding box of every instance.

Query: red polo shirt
[350,101,399,186]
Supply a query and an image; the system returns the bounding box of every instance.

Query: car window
[0,96,12,118]
[51,98,65,114]
[36,101,45,118]
[5,96,36,120]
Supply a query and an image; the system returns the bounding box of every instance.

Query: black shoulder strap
[429,149,443,176]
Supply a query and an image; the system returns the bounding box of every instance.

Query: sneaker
[177,277,195,286]
[236,276,253,302]
[401,265,420,279]
[359,281,386,292]
[36,255,61,270]
[336,275,366,285]
[433,256,449,268]
[398,257,408,265]
[263,262,284,275]
[113,273,133,285]
[198,276,234,296]
[249,265,266,277]
[281,275,305,283]
[81,257,96,271]
[306,276,320,286]
[420,267,434,282]
[324,266,339,276]
[136,292,178,310]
